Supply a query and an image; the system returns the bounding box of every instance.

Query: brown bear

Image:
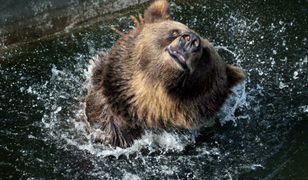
[85,0,245,148]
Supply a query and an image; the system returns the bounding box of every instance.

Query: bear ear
[226,65,246,88]
[144,0,170,23]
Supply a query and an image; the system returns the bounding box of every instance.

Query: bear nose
[180,32,201,53]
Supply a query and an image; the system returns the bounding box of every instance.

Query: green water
[0,0,307,179]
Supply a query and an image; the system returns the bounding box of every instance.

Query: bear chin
[85,0,245,148]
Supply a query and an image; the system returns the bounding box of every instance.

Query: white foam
[122,172,141,180]
[79,130,195,158]
[293,71,299,79]
[215,45,237,57]
[279,81,288,89]
[299,106,308,113]
[220,81,248,125]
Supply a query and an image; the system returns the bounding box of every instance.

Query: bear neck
[123,67,230,129]
[103,61,230,129]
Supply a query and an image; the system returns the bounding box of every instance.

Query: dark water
[0,0,307,179]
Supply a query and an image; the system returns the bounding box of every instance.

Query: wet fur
[85,0,245,148]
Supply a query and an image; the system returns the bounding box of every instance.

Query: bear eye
[170,30,180,38]
[166,30,180,43]
[161,29,181,47]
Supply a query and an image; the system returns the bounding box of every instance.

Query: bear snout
[179,32,201,53]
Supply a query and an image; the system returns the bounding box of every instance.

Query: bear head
[137,0,245,96]
[101,0,245,128]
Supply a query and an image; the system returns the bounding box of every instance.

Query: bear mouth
[166,45,188,70]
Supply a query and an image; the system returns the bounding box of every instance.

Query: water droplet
[293,71,299,79]
[299,106,308,113]
[279,82,288,89]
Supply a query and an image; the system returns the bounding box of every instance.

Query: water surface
[0,0,307,179]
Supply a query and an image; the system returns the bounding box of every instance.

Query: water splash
[22,46,250,163]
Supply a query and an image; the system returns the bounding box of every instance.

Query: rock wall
[0,0,149,48]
